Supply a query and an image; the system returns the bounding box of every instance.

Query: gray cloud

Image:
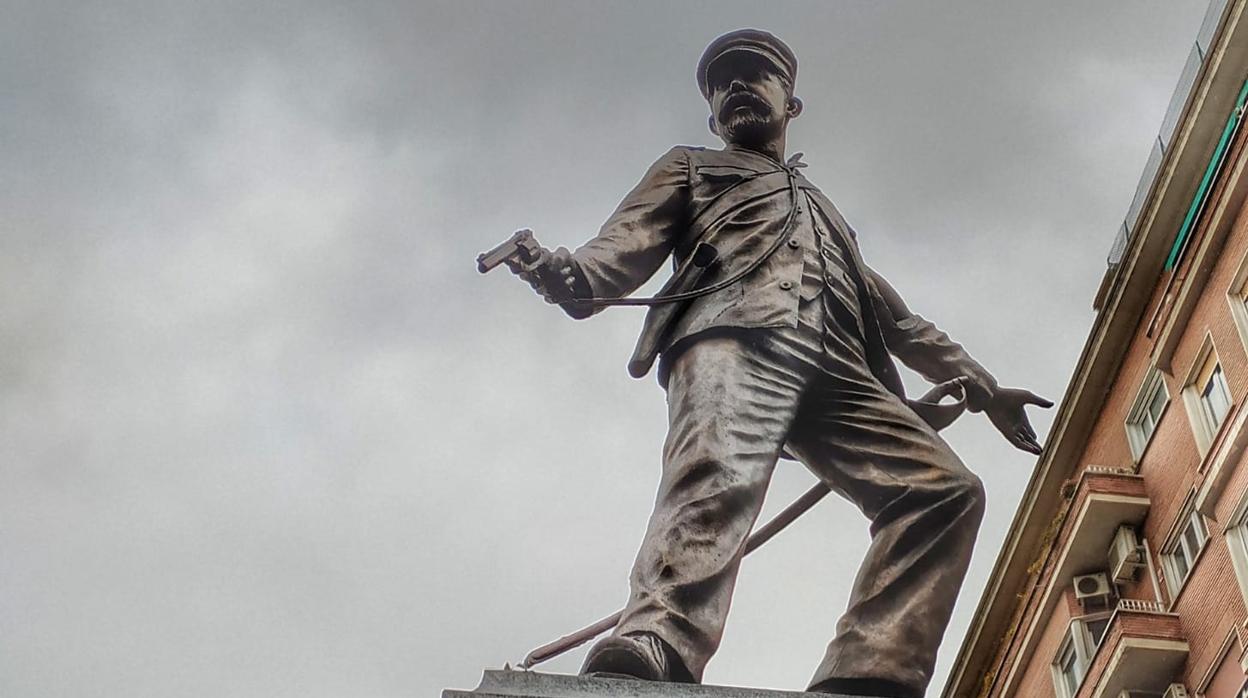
[0,1,1211,697]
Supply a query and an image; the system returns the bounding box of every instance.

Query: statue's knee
[931,454,984,517]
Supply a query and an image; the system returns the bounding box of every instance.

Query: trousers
[611,293,986,695]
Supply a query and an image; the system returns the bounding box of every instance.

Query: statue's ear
[707,114,719,136]
[787,96,804,119]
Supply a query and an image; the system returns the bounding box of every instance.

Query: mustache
[719,90,771,120]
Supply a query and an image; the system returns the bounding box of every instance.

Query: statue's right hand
[505,246,580,305]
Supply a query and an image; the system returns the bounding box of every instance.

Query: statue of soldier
[506,29,1050,698]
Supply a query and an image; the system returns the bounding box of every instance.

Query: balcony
[1078,600,1189,698]
[1051,469,1151,590]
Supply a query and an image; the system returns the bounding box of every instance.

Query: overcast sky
[0,1,1217,697]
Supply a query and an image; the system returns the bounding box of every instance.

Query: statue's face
[705,52,796,147]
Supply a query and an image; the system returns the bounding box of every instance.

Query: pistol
[477,229,543,274]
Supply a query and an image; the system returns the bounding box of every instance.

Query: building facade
[943,2,1248,697]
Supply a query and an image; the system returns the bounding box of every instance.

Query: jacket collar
[718,144,808,174]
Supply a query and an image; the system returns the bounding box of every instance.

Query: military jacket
[571,145,996,403]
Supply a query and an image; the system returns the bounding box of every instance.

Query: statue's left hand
[984,387,1054,455]
[908,377,969,432]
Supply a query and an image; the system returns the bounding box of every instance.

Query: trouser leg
[612,332,807,682]
[787,339,985,695]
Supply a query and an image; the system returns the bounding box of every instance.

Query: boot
[581,632,691,683]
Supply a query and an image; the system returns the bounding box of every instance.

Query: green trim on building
[1165,78,1248,271]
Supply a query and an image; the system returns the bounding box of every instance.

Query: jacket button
[779,280,794,291]
[787,238,800,249]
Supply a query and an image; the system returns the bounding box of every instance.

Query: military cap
[696,29,797,100]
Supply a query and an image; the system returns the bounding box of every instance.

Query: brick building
[942,2,1248,697]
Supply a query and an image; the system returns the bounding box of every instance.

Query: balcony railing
[1102,0,1232,272]
[1115,599,1164,613]
[1077,601,1188,698]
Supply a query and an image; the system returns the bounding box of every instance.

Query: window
[1227,494,1248,607]
[1084,616,1110,646]
[1126,367,1169,460]
[1162,509,1208,598]
[1227,250,1248,352]
[1050,615,1111,698]
[1198,361,1232,432]
[1182,338,1235,455]
[1055,639,1080,697]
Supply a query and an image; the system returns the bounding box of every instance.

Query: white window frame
[1199,362,1233,439]
[1227,249,1248,352]
[1161,506,1209,601]
[1126,365,1170,462]
[1049,613,1111,698]
[1052,634,1081,698]
[1181,336,1232,455]
[1226,489,1248,609]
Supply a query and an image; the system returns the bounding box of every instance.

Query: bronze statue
[491,29,1050,698]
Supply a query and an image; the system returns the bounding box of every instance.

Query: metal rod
[518,482,831,669]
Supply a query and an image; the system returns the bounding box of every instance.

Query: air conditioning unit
[1108,525,1146,584]
[1074,572,1112,606]
[1162,684,1189,698]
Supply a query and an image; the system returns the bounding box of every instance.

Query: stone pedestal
[443,670,862,698]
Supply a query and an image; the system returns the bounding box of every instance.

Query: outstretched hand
[984,387,1054,455]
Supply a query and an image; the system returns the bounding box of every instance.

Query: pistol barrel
[476,229,535,273]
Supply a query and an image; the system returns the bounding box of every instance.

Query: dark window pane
[1085,618,1109,647]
